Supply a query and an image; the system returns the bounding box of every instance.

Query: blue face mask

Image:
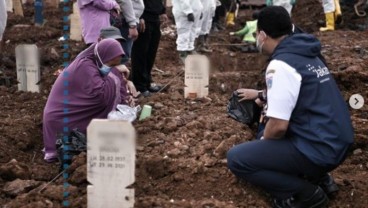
[94,43,111,76]
[99,64,111,76]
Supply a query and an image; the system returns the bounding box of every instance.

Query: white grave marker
[12,0,23,16]
[184,54,209,99]
[87,119,136,208]
[70,2,82,41]
[6,0,13,12]
[15,44,40,92]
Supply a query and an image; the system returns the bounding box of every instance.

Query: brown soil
[0,0,367,207]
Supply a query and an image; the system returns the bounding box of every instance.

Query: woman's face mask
[256,31,267,54]
[94,43,112,76]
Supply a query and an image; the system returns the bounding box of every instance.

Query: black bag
[110,9,123,28]
[56,129,87,171]
[227,91,261,126]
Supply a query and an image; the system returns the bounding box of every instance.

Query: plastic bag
[108,104,141,122]
[227,91,261,126]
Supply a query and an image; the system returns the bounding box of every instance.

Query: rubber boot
[178,51,187,64]
[196,35,205,52]
[334,0,342,24]
[226,12,235,26]
[202,34,213,53]
[320,12,335,31]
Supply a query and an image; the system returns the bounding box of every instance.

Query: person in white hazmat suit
[266,0,295,16]
[172,0,203,62]
[196,0,216,53]
[320,0,342,31]
[0,0,7,46]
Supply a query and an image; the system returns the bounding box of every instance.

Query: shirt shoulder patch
[266,69,275,90]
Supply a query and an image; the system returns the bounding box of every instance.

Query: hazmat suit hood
[271,33,322,59]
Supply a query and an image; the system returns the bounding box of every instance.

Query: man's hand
[237,89,258,101]
[139,19,146,33]
[263,117,289,139]
[229,32,235,36]
[129,26,139,41]
[187,13,195,22]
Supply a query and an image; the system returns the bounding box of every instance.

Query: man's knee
[227,144,254,176]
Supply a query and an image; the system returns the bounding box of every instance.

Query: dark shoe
[142,90,151,97]
[148,85,162,93]
[318,174,339,195]
[273,197,296,208]
[273,187,329,208]
[297,186,329,208]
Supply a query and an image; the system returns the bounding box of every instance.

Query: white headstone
[87,119,136,208]
[70,3,82,41]
[6,0,13,12]
[15,44,41,92]
[184,54,210,99]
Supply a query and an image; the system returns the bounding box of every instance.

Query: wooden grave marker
[12,0,23,16]
[6,0,13,12]
[184,54,209,99]
[70,2,82,41]
[87,119,136,208]
[15,44,41,92]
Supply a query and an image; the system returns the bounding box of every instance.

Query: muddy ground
[0,0,367,207]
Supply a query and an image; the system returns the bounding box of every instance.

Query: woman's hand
[127,96,135,107]
[237,88,258,102]
[126,81,140,98]
[115,64,130,78]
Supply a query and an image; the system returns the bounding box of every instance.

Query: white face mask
[256,31,266,54]
[94,43,111,76]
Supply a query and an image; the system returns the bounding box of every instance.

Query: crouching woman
[42,39,131,162]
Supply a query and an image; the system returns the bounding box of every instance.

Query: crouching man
[227,6,354,208]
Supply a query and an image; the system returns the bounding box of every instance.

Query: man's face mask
[94,43,111,76]
[256,31,267,54]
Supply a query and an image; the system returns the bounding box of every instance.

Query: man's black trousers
[131,20,161,93]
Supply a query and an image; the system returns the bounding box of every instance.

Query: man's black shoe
[297,186,329,208]
[318,174,339,195]
[142,90,151,97]
[273,187,329,208]
[148,85,162,93]
[273,197,296,208]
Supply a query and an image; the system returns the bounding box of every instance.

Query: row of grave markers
[15,43,209,98]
